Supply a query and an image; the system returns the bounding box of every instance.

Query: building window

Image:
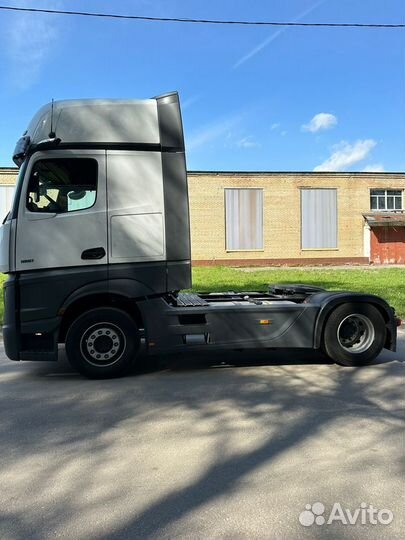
[301,188,338,249]
[225,188,263,250]
[26,158,98,214]
[370,189,403,211]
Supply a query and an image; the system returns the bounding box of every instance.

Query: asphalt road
[0,333,404,540]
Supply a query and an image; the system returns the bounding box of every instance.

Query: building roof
[363,212,405,227]
[1,166,405,185]
[0,168,18,185]
[188,170,405,177]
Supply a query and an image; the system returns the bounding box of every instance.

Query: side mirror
[68,190,86,201]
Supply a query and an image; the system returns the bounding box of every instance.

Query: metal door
[371,226,405,264]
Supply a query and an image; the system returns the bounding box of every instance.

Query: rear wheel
[66,307,140,378]
[323,303,385,366]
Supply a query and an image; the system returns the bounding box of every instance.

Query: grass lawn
[0,267,404,325]
[191,266,405,320]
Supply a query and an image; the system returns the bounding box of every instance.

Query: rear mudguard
[309,291,397,352]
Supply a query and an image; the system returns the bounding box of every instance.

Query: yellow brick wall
[0,168,19,185]
[188,172,405,262]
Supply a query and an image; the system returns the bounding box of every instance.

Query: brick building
[188,171,405,266]
[1,168,405,265]
[0,168,18,220]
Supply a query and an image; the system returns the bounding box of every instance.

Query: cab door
[15,150,107,272]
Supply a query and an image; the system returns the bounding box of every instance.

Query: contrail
[233,0,326,69]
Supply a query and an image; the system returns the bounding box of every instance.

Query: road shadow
[0,336,403,539]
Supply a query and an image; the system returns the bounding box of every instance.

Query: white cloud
[5,0,63,90]
[271,123,280,131]
[237,136,261,149]
[362,163,385,172]
[186,114,242,151]
[233,0,325,69]
[314,139,377,172]
[302,113,338,133]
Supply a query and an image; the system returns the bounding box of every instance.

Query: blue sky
[0,0,404,171]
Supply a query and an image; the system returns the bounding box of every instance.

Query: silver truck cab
[1,92,191,374]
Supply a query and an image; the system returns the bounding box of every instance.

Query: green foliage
[191,267,405,319]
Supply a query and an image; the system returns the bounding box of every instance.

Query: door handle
[81,247,106,260]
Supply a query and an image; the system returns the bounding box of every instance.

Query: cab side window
[26,158,98,213]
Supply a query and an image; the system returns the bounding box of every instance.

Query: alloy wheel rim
[337,314,375,354]
[80,322,126,367]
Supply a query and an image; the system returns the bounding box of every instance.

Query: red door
[371,226,405,264]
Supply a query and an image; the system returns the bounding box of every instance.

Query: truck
[0,92,400,378]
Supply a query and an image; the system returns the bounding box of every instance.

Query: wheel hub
[339,318,363,346]
[93,335,114,353]
[80,324,125,366]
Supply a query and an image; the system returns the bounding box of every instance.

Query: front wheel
[322,303,386,366]
[65,307,140,378]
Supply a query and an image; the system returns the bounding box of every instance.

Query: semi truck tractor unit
[0,92,399,378]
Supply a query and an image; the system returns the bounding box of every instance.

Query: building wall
[188,172,405,265]
[0,168,17,221]
[0,168,18,185]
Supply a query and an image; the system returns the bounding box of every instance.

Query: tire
[65,307,140,378]
[322,303,386,366]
